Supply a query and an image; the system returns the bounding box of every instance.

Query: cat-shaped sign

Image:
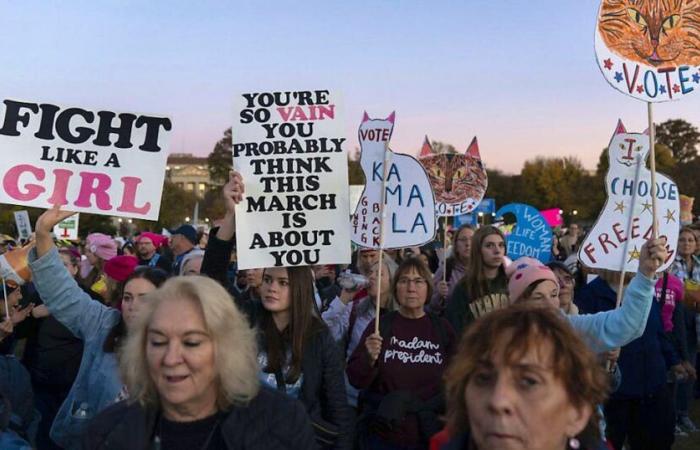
[350,112,436,249]
[595,0,700,102]
[419,136,488,216]
[495,203,553,263]
[579,120,679,272]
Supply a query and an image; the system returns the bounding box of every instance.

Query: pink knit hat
[136,232,168,248]
[104,255,139,282]
[506,257,559,302]
[85,233,118,261]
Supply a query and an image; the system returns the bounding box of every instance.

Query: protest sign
[540,208,564,228]
[53,214,80,240]
[595,1,700,103]
[13,210,31,241]
[579,121,679,273]
[350,112,436,249]
[419,136,488,216]
[0,98,172,220]
[232,90,351,270]
[496,203,553,263]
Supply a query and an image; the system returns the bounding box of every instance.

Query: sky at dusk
[2,0,700,174]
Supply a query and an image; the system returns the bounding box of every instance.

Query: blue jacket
[575,276,679,399]
[28,248,122,450]
[567,273,655,354]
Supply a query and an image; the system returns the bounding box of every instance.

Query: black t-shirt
[157,412,226,450]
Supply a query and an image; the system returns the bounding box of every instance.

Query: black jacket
[82,387,318,450]
[201,230,354,449]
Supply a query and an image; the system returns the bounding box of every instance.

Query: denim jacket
[29,248,122,450]
[572,272,655,353]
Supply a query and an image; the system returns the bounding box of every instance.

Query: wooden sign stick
[2,278,9,321]
[374,143,391,334]
[442,217,449,285]
[615,154,644,308]
[647,102,658,239]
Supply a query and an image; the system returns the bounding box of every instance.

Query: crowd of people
[0,171,698,450]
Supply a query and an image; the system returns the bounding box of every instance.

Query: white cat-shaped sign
[579,120,679,273]
[350,112,437,249]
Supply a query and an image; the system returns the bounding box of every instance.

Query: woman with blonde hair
[84,275,316,449]
[441,303,609,450]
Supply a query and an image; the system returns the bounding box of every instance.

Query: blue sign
[495,203,553,263]
[454,198,496,227]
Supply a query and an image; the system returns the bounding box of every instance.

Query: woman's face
[146,297,217,420]
[522,280,560,309]
[465,339,590,450]
[85,247,99,266]
[260,267,291,313]
[122,278,158,328]
[396,267,428,312]
[481,234,506,270]
[245,268,264,289]
[678,231,697,258]
[456,228,475,261]
[368,262,391,304]
[552,269,574,308]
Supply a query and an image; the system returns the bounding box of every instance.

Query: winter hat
[104,255,139,282]
[506,257,559,302]
[85,233,118,261]
[137,232,168,248]
[168,225,198,245]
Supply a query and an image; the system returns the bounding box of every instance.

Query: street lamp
[185,216,191,223]
[572,210,578,216]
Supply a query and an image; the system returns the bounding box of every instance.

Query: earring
[568,437,580,449]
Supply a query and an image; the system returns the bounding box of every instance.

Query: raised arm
[31,206,119,340]
[201,171,242,286]
[568,238,667,353]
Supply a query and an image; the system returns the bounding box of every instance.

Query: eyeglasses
[397,277,427,287]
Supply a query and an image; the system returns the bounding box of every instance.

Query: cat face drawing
[598,0,700,67]
[608,120,650,168]
[419,136,488,216]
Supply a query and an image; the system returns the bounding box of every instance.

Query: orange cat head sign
[595,0,700,102]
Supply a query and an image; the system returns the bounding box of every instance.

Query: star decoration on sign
[693,73,700,84]
[665,209,676,224]
[636,85,645,93]
[614,72,623,82]
[603,58,613,70]
[614,201,626,214]
[627,246,641,262]
[660,85,667,94]
[673,84,681,93]
[641,201,653,215]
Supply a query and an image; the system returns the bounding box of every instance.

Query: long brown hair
[463,226,506,299]
[261,266,323,384]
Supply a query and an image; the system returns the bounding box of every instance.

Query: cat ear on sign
[387,111,396,124]
[466,137,480,157]
[420,136,433,157]
[362,111,370,123]
[642,128,650,136]
[614,120,627,136]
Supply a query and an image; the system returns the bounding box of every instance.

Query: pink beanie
[506,257,559,302]
[104,255,139,282]
[86,233,118,261]
[136,232,168,248]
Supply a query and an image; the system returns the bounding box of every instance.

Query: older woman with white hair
[83,276,317,450]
